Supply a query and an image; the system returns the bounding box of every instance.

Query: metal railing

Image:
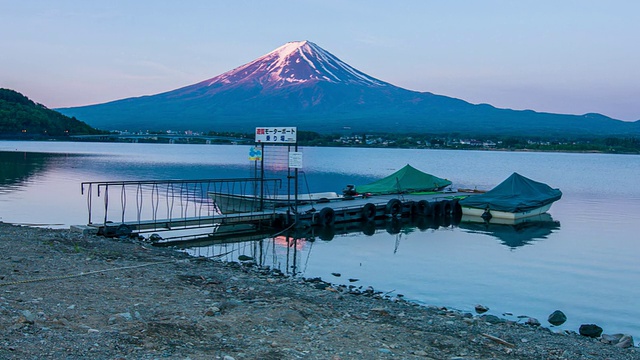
[81,178,282,232]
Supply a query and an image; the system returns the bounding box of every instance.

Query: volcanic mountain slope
[58,41,640,136]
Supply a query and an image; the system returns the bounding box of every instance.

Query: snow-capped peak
[203,41,390,88]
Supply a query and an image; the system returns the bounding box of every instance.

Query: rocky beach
[0,222,636,359]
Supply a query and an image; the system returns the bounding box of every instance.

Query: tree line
[0,88,103,137]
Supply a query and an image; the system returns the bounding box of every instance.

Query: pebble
[108,312,133,324]
[548,310,567,326]
[525,317,541,326]
[602,333,624,343]
[281,309,306,325]
[204,307,221,316]
[21,310,35,323]
[615,335,634,348]
[480,314,502,324]
[579,324,603,338]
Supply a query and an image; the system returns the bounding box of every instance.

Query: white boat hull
[209,192,341,214]
[461,203,553,220]
[460,212,553,225]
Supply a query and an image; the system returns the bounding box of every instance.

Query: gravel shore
[0,222,636,359]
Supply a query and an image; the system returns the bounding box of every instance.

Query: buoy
[432,201,443,217]
[385,217,401,235]
[317,207,336,226]
[481,208,492,220]
[115,224,132,237]
[450,198,461,216]
[361,221,376,236]
[442,201,452,216]
[385,198,402,217]
[361,203,377,221]
[416,200,430,216]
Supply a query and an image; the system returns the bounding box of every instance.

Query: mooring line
[0,259,178,287]
[270,222,297,238]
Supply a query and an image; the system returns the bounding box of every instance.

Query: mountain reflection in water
[0,151,63,192]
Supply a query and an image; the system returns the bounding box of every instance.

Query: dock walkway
[95,191,468,239]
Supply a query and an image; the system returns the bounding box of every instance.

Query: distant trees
[0,88,103,137]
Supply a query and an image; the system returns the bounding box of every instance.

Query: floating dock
[80,177,471,242]
[295,192,463,225]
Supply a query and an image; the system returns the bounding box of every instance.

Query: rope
[0,259,178,287]
[270,222,297,238]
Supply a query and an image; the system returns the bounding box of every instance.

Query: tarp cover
[459,172,562,213]
[356,164,451,195]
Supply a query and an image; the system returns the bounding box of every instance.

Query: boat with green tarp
[355,164,452,195]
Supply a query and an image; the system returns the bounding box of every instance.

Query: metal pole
[294,143,299,225]
[292,237,298,276]
[103,184,109,225]
[287,144,291,206]
[260,143,265,211]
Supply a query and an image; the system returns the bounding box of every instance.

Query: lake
[1,140,639,343]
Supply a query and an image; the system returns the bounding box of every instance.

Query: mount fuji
[58,41,639,136]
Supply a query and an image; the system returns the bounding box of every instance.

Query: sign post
[288,151,303,168]
[255,127,297,144]
[255,127,299,222]
[248,146,263,204]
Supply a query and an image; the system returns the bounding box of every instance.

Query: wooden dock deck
[97,211,281,237]
[94,190,471,240]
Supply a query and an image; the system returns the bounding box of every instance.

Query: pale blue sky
[1,0,639,121]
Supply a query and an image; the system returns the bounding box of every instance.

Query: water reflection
[164,216,451,247]
[0,151,55,191]
[310,216,456,242]
[458,214,561,249]
[173,213,561,279]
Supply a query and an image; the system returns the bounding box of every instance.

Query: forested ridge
[0,88,102,137]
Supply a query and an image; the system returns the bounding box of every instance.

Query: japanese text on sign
[255,127,297,143]
[288,151,303,169]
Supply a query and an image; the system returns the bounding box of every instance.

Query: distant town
[69,129,640,154]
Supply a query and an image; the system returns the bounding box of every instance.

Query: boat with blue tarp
[458,172,562,220]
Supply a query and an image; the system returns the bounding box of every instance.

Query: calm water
[1,140,639,343]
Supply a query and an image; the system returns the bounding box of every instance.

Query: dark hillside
[0,88,102,137]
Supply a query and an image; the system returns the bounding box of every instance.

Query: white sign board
[288,151,303,169]
[255,127,297,143]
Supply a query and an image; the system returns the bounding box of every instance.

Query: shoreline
[2,138,640,156]
[1,222,637,359]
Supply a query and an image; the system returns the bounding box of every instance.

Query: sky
[1,0,639,121]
